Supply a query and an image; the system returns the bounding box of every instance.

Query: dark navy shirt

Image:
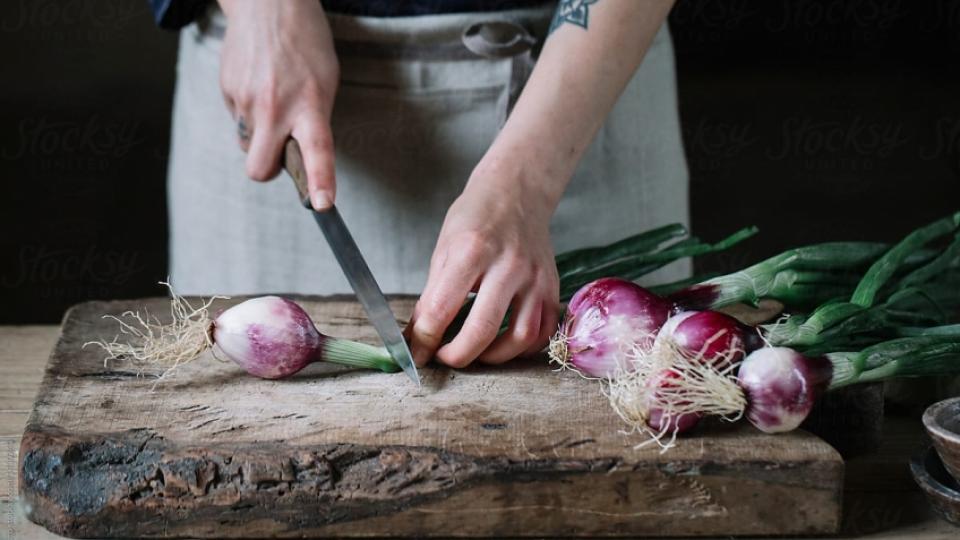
[150,0,552,29]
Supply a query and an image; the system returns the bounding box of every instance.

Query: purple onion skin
[737,347,833,433]
[659,310,762,367]
[645,370,703,434]
[213,296,324,379]
[647,408,702,434]
[562,278,673,378]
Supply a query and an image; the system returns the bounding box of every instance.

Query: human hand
[406,158,562,368]
[218,0,339,209]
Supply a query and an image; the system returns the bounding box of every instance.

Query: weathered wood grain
[19,297,844,538]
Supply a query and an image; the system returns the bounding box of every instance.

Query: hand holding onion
[407,167,561,369]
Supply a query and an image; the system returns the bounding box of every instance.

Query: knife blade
[283,139,420,386]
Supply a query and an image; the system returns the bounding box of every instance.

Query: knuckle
[412,315,443,341]
[423,295,457,321]
[258,76,280,103]
[235,91,255,111]
[437,350,473,369]
[301,79,331,106]
[504,253,531,278]
[513,321,539,347]
[459,231,492,261]
[255,97,279,120]
[538,264,560,284]
[219,72,236,95]
[300,78,321,99]
[465,316,500,342]
[246,160,274,182]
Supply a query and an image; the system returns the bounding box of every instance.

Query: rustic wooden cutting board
[19,297,843,538]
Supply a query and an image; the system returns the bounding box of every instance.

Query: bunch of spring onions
[551,212,960,449]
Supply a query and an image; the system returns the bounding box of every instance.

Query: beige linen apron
[167,3,689,295]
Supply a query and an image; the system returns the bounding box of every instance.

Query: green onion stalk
[558,227,758,301]
[666,242,890,311]
[556,223,688,277]
[761,212,960,348]
[826,334,960,389]
[665,208,959,314]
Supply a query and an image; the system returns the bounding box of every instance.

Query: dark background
[1,0,958,324]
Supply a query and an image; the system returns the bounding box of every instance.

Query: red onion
[213,296,398,378]
[213,297,321,378]
[736,347,833,433]
[607,326,748,448]
[654,310,761,367]
[549,278,672,378]
[88,291,399,379]
[643,369,703,435]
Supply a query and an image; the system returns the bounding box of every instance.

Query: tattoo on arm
[549,0,601,34]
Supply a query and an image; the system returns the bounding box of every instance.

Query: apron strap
[461,21,538,126]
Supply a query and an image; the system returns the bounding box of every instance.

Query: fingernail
[311,190,333,210]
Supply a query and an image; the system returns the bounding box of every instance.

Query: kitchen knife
[283,138,420,387]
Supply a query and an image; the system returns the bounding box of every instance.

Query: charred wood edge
[18,425,844,538]
[18,425,621,537]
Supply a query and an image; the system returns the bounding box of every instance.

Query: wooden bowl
[923,397,960,482]
[911,446,960,527]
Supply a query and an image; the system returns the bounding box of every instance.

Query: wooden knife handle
[283,138,312,209]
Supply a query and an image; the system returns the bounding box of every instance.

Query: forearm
[217,0,328,17]
[475,0,675,209]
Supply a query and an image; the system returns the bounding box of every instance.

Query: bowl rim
[910,446,960,503]
[922,397,960,444]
